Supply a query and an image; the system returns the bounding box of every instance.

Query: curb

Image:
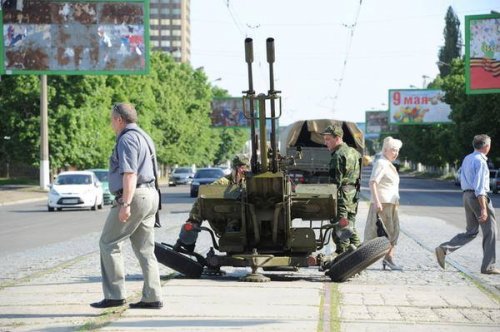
[0,197,46,207]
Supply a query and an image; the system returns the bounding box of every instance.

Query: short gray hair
[382,136,403,151]
[472,134,491,150]
[112,103,137,123]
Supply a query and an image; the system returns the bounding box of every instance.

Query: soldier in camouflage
[173,155,249,252]
[320,125,362,254]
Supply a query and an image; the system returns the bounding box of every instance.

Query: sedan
[169,167,195,186]
[48,171,104,211]
[190,168,226,197]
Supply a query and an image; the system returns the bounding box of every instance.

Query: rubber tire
[154,242,203,278]
[91,198,98,211]
[48,206,54,212]
[327,237,390,282]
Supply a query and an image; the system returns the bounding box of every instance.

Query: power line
[221,0,246,37]
[332,0,363,114]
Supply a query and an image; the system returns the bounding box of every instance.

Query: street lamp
[422,75,430,89]
[436,61,451,67]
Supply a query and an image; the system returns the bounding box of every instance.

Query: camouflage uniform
[322,126,362,254]
[188,173,242,223]
[175,155,248,251]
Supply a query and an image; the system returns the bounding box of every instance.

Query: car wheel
[327,237,390,282]
[91,199,98,211]
[48,206,54,212]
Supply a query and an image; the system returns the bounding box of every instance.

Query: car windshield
[174,168,192,174]
[56,174,92,185]
[195,169,223,179]
[93,171,108,182]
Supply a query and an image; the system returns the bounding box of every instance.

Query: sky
[190,0,500,126]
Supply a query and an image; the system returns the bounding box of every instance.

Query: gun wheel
[154,242,203,278]
[327,237,390,282]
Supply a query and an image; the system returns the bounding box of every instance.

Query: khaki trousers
[439,192,497,272]
[99,187,162,302]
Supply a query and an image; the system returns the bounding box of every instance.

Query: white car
[48,171,104,211]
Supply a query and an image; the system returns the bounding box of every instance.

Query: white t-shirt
[370,156,400,204]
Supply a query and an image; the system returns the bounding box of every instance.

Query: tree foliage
[0,52,248,176]
[437,6,462,77]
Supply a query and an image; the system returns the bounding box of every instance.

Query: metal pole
[40,75,50,190]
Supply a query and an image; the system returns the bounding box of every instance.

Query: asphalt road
[0,185,196,255]
[2,171,499,255]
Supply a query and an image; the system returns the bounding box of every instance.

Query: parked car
[48,171,103,211]
[190,168,226,197]
[169,167,195,186]
[454,167,462,186]
[490,169,500,194]
[87,168,114,205]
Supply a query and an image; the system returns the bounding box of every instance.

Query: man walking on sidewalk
[435,134,499,275]
[90,103,163,309]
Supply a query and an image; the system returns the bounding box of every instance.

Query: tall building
[149,0,190,63]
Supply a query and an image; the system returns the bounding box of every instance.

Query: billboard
[365,110,389,134]
[211,98,251,128]
[388,89,452,125]
[465,14,500,94]
[1,0,149,75]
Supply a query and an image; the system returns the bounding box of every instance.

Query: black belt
[114,181,155,197]
[463,189,474,192]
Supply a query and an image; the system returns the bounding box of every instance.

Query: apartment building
[149,0,190,63]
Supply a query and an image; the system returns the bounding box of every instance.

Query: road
[2,170,498,256]
[0,185,196,255]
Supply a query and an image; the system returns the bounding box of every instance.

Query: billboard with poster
[388,89,452,125]
[1,0,149,75]
[465,13,500,94]
[365,110,389,134]
[211,98,251,128]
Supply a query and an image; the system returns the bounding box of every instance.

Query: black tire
[327,237,390,282]
[91,198,98,211]
[48,206,54,212]
[154,242,203,278]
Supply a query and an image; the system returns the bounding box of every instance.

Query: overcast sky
[190,0,499,126]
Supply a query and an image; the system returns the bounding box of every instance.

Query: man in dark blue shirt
[435,134,498,274]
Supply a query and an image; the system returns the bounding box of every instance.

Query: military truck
[281,119,364,184]
[154,38,389,283]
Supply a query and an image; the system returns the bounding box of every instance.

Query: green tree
[437,6,462,77]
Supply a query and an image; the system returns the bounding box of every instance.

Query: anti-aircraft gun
[155,38,390,282]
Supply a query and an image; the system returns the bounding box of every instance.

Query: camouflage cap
[232,155,250,168]
[320,125,343,137]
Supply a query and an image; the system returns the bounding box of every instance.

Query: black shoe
[90,299,126,308]
[129,301,163,309]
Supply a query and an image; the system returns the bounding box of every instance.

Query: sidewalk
[0,188,499,331]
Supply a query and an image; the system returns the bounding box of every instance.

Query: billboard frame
[465,13,500,95]
[1,0,150,75]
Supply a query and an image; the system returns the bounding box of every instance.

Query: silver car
[169,167,195,186]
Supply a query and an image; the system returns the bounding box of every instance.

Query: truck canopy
[281,119,364,154]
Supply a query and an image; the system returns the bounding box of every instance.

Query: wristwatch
[118,198,131,207]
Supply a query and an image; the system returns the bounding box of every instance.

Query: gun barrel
[266,38,275,64]
[245,38,254,63]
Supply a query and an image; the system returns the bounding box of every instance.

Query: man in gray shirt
[90,103,163,309]
[435,134,499,275]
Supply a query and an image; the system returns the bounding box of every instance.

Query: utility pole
[40,75,50,190]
